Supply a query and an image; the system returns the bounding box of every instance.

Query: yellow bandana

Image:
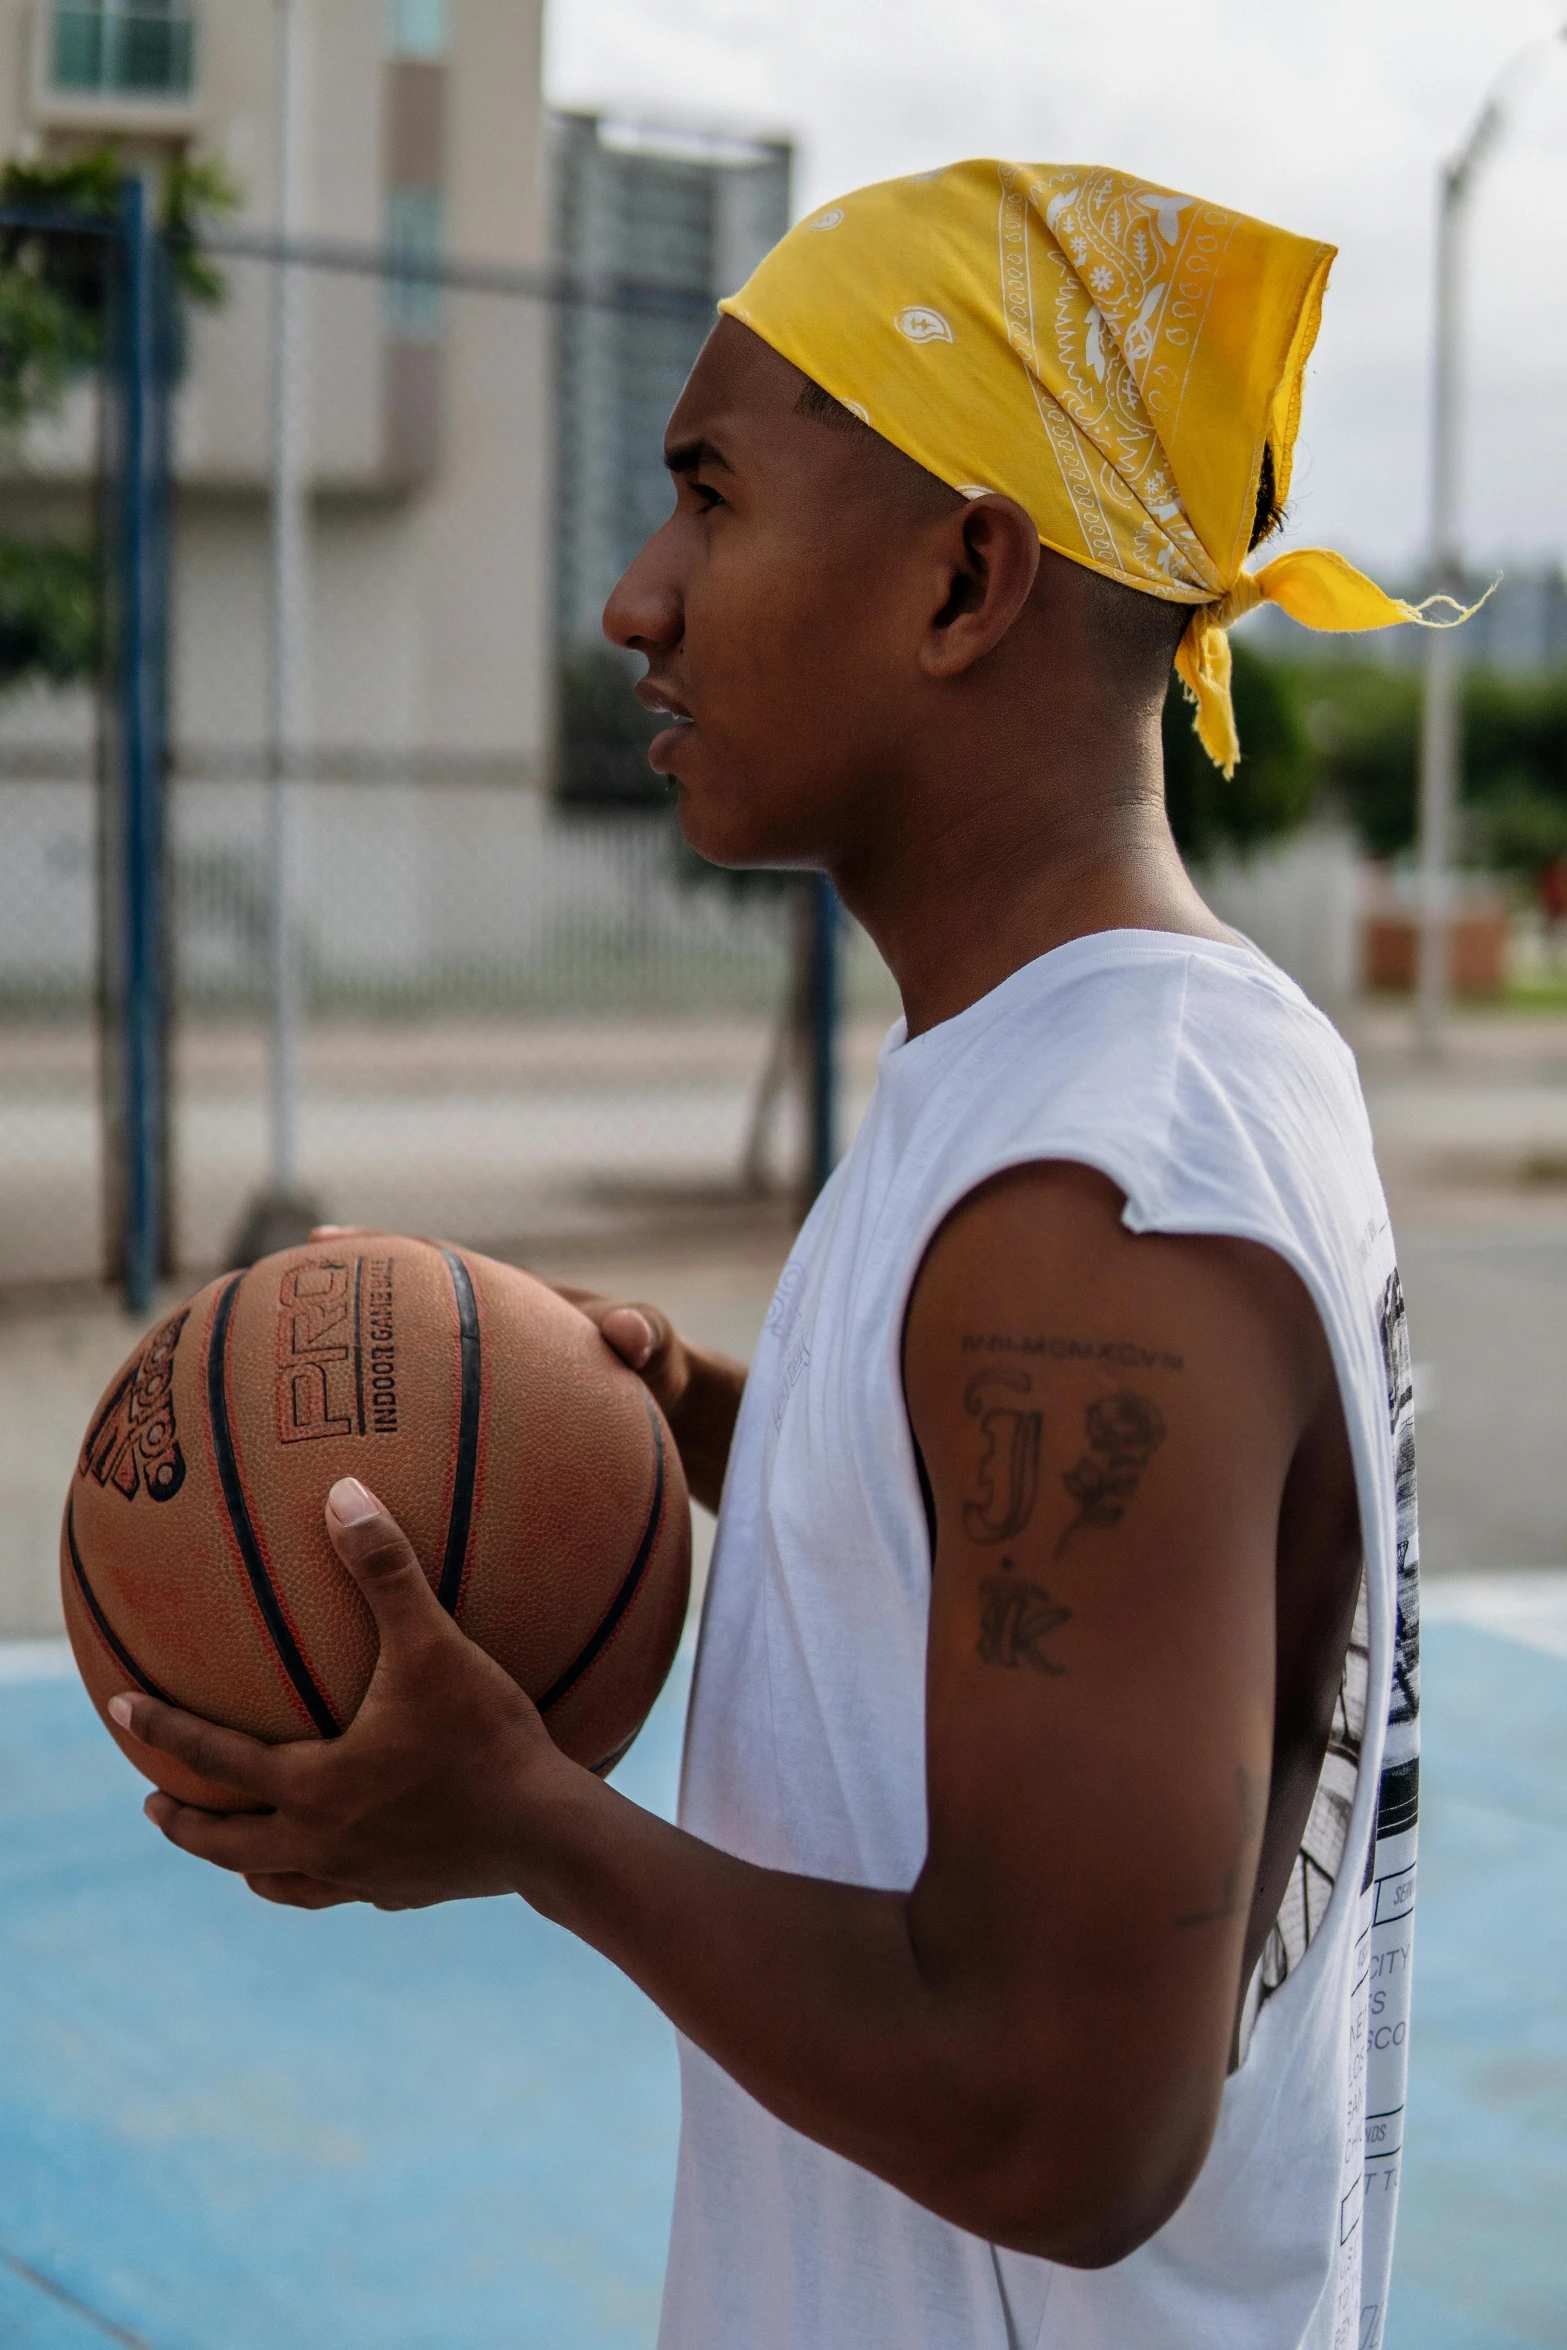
[719,160,1466,776]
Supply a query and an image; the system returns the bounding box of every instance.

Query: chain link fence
[0,227,893,1296]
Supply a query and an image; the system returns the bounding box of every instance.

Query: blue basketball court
[1,1590,1564,2350]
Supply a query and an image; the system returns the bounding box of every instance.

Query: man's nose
[603,526,682,656]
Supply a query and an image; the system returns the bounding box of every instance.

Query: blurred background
[0,4,1564,2347]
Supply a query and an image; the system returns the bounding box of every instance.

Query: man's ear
[919,495,1041,680]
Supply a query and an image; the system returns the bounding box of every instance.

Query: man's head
[604,315,1193,876]
[604,154,1375,871]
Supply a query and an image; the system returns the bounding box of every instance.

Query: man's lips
[637,682,693,725]
[638,683,695,770]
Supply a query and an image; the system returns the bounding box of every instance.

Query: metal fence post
[104,174,171,1313]
[804,871,839,1207]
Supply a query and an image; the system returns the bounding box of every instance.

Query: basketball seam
[207,1272,342,1740]
[537,1397,668,1717]
[589,1724,641,1777]
[437,1249,482,1616]
[64,1496,176,1704]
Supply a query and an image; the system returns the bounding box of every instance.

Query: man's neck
[833,722,1231,1040]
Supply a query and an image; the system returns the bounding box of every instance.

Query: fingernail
[328,1477,379,1525]
[624,1313,653,1367]
[108,1694,134,1728]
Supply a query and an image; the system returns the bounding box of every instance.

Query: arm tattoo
[1055,1391,1167,1556]
[962,1370,1042,1544]
[1177,1766,1264,1928]
[976,1557,1072,1674]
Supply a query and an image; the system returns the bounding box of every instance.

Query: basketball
[61,1236,691,1808]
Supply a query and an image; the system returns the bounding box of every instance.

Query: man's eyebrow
[664,436,736,477]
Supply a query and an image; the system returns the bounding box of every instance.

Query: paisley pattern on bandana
[996,162,1226,600]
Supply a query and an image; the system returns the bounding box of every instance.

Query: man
[111,163,1434,2347]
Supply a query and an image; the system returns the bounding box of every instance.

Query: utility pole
[1416,25,1567,1052]
[236,0,315,1257]
[269,0,308,1202]
[106,176,172,1312]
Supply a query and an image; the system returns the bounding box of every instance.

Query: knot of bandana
[721,159,1484,778]
[1176,553,1493,778]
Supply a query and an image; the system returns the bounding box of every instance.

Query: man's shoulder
[908,930,1353,1118]
[870,931,1374,1260]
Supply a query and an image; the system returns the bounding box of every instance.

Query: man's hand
[546,1284,746,1514]
[310,1231,745,1514]
[110,1477,575,1912]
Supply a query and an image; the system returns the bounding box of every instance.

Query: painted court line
[1424,1569,1567,1663]
[1,2250,156,2348]
[0,1637,73,1683]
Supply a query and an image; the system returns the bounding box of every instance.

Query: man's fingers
[545,1282,670,1371]
[107,1692,283,1802]
[325,1479,447,1651]
[581,1295,684,1397]
[144,1791,284,1873]
[599,1304,659,1370]
[245,1872,359,1909]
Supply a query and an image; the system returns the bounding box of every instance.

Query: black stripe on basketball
[437,1248,482,1615]
[65,1496,175,1705]
[207,1272,342,1739]
[589,1725,642,1778]
[538,1398,667,1716]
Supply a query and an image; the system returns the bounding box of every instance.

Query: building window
[385,186,444,339]
[49,0,196,98]
[384,0,449,60]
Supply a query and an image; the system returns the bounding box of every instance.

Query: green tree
[0,148,237,693]
[1287,661,1567,866]
[1162,637,1315,863]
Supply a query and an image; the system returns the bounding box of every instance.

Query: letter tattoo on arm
[976,1558,1073,1675]
[962,1369,1043,1544]
[1055,1391,1167,1556]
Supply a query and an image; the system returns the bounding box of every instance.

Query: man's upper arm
[902,1160,1320,2259]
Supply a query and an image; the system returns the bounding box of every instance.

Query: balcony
[32,1,201,133]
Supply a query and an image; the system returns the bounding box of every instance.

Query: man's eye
[692,481,724,511]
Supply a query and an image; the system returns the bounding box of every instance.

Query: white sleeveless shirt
[660,931,1421,2350]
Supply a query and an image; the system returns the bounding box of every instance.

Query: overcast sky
[546,0,1567,580]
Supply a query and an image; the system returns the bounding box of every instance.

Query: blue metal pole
[115,175,168,1313]
[806,871,839,1204]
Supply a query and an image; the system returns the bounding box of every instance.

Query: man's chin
[674,794,808,875]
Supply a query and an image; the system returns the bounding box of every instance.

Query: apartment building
[0,0,551,779]
[551,111,791,651]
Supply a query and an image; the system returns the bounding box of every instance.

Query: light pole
[235,0,315,1258]
[268,0,308,1200]
[1416,23,1567,1052]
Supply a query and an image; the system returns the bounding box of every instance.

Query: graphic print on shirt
[1252,1571,1367,2021]
[765,1260,814,1433]
[1249,1266,1422,2026]
[1358,1266,1421,2350]
[1378,1268,1422,1730]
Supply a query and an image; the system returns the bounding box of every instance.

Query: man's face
[602,317,956,871]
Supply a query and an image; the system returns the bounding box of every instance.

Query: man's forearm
[509,1757,1105,2257]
